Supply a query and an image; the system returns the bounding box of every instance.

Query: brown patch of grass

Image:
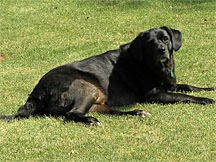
[0,54,6,62]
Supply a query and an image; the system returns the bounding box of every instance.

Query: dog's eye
[162,37,169,43]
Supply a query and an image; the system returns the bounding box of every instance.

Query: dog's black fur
[0,26,215,125]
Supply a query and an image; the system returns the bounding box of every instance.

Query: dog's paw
[199,98,215,105]
[85,117,101,126]
[202,88,216,91]
[132,110,151,118]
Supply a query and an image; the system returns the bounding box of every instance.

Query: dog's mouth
[160,57,172,75]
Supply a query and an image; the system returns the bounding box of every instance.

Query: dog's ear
[160,26,182,51]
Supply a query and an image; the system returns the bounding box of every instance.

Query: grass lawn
[0,0,215,161]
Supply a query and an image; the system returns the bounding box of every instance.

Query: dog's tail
[0,114,16,120]
[0,98,38,121]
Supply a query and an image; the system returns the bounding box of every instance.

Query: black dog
[0,26,215,125]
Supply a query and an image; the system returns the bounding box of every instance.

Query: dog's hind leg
[89,104,151,118]
[63,79,109,126]
[65,96,101,126]
[0,98,38,121]
[108,109,151,118]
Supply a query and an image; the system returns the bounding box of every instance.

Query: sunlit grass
[0,0,215,161]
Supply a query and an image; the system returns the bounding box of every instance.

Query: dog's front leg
[175,84,216,92]
[145,92,215,105]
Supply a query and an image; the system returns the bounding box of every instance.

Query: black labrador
[0,26,215,125]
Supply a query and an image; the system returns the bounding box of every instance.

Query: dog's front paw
[132,110,151,118]
[202,88,216,91]
[199,98,215,105]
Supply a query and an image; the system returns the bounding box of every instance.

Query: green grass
[0,0,215,161]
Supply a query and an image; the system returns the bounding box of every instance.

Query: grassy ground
[0,0,215,161]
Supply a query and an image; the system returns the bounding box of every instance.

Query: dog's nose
[160,47,166,52]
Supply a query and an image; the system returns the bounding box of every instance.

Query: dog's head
[128,26,182,90]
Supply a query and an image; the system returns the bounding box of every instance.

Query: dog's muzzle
[160,57,169,65]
